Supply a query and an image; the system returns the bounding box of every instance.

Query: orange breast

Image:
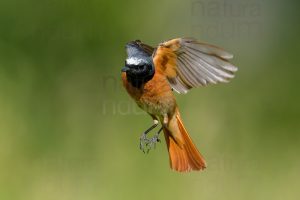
[122,72,176,117]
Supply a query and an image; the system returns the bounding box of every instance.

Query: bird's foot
[139,132,161,153]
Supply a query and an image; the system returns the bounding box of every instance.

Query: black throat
[124,40,155,88]
[126,63,155,88]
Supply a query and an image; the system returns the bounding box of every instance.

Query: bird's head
[122,40,155,87]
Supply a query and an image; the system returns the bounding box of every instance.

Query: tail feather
[163,110,206,172]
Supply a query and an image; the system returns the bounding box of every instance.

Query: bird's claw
[139,133,161,153]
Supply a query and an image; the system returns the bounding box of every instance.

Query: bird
[121,38,237,172]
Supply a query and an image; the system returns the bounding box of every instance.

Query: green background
[0,0,299,199]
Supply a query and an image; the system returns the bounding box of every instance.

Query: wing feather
[169,76,190,94]
[153,38,237,94]
[183,50,234,80]
[184,47,236,75]
[176,58,197,87]
[183,38,234,59]
[181,53,219,84]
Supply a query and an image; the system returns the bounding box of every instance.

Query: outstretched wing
[153,38,238,94]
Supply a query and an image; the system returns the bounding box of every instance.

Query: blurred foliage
[0,0,300,200]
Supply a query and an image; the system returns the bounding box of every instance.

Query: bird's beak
[121,66,129,72]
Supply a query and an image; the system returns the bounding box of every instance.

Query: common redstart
[121,38,237,172]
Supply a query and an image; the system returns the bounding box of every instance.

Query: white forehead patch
[126,57,143,65]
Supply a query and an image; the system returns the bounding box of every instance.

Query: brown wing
[153,38,238,94]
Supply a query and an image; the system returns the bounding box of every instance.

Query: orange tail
[163,110,206,172]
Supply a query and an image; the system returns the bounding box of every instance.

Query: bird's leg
[140,114,169,153]
[143,114,168,152]
[145,127,163,153]
[140,119,159,153]
[144,114,167,152]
